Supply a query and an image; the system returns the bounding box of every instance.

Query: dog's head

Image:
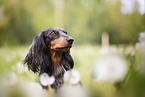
[23,27,74,73]
[45,27,74,52]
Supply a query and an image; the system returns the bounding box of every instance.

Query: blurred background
[0,0,145,46]
[0,0,145,97]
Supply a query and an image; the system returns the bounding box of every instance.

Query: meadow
[1,44,144,97]
[0,0,145,97]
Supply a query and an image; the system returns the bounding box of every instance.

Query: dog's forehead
[48,27,65,32]
[42,27,67,36]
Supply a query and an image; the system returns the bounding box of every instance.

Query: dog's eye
[63,31,67,34]
[50,31,56,35]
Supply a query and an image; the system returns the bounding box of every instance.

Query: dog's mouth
[55,46,71,49]
[54,46,72,52]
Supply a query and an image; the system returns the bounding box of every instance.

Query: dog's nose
[66,38,74,44]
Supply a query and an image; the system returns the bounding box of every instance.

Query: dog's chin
[54,46,72,52]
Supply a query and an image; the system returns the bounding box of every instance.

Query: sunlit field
[1,44,145,97]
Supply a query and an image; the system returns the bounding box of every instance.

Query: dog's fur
[23,27,74,90]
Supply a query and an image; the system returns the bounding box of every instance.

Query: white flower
[63,70,72,81]
[93,54,128,82]
[125,46,134,55]
[57,85,88,97]
[39,73,55,86]
[135,42,140,49]
[120,0,135,14]
[69,70,80,84]
[63,70,80,84]
[2,71,17,87]
[139,32,145,43]
[135,32,145,48]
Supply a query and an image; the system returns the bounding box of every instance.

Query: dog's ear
[23,31,51,73]
[62,50,74,70]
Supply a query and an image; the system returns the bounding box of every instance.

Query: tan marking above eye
[61,29,65,32]
[53,29,57,32]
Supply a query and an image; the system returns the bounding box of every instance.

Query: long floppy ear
[62,50,74,71]
[23,31,51,73]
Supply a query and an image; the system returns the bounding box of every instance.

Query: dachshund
[23,27,74,91]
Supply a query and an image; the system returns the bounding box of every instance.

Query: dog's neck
[49,50,62,68]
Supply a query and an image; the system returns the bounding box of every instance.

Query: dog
[23,27,74,91]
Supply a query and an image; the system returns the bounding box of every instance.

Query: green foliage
[0,0,145,46]
[0,0,35,46]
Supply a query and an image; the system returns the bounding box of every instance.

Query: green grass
[0,46,27,72]
[0,45,145,97]
[0,45,134,85]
